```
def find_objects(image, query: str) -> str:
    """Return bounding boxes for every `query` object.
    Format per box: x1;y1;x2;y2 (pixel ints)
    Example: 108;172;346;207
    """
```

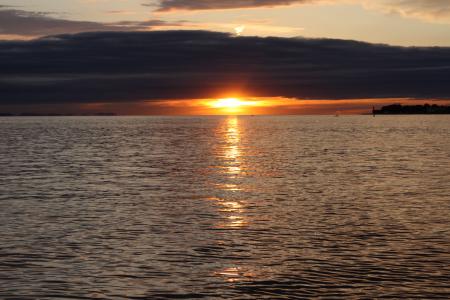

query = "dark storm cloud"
153;0;312;11
0;9;183;37
1;30;450;105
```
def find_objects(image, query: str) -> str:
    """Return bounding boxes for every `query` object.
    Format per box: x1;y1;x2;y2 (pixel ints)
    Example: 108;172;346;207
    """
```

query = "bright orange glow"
154;97;450;115
212;98;243;108
71;97;450;115
209;97;258;113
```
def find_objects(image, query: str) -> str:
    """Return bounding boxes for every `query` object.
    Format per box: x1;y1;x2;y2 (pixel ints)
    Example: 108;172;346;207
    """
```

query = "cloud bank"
0;8;183;37
1;30;450;106
155;0;450;23
155;0;314;11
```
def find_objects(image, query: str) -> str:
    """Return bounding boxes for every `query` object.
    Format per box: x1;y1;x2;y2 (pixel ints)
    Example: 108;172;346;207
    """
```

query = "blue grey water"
1;116;449;299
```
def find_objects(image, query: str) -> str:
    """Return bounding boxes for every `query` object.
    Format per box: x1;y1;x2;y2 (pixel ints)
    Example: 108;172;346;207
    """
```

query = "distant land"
373;104;450;115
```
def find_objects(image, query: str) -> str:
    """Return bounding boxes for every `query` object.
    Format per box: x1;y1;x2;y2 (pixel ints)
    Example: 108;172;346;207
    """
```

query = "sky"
1;0;450;114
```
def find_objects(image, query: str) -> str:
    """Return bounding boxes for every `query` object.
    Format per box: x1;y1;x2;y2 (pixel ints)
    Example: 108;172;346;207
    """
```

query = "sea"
1;116;449;299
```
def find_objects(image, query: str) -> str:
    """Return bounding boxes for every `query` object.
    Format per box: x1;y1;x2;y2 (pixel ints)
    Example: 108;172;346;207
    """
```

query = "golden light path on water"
210;117;254;282
212;117;246;227
224;117;241;177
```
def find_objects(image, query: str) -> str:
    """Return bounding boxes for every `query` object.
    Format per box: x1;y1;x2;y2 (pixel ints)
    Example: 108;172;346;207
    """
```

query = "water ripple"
1;116;449;299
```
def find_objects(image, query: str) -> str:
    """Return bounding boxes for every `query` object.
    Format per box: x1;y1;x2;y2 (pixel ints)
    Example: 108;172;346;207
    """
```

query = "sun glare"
212;98;243;109
209;97;259;114
234;25;246;36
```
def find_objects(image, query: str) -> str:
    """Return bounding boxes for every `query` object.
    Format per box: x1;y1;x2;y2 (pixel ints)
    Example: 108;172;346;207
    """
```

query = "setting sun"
211;98;244;109
209;97;259;114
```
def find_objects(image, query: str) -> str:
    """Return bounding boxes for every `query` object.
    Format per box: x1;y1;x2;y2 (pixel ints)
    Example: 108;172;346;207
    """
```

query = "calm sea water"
1;116;449;299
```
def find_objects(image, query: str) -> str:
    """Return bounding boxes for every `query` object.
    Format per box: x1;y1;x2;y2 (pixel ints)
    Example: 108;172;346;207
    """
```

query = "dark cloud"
154;0;311;11
1;30;450;106
0;9;183;37
153;0;450;23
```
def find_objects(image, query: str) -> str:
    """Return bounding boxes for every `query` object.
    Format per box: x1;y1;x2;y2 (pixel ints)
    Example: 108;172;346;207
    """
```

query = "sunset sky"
1;0;450;114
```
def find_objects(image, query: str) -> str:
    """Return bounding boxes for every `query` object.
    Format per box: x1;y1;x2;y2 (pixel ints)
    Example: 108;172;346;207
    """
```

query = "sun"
207;97;260;114
211;98;244;109
234;25;245;36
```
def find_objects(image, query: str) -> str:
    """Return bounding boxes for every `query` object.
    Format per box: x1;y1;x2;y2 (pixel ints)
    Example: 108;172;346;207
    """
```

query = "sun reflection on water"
208;117;253;282
214;266;259;283
207;117;248;230
224;117;241;176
